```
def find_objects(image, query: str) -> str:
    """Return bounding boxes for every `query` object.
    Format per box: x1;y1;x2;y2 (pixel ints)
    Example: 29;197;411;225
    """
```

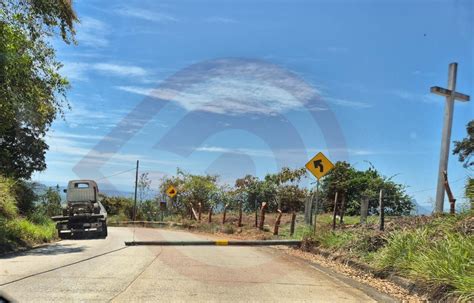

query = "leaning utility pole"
431;63;470;213
133;160;139;221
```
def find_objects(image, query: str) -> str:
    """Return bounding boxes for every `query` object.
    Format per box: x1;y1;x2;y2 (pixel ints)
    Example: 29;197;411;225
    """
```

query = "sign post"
305;152;335;234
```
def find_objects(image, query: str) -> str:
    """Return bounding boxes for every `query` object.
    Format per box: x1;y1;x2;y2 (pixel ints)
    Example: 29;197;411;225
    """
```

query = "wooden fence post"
332;192;339;231
238;201;243;227
222;204;228;224
198;203;202;221
273;209;283;235
360;197;369;224
379;190;384;231
258;202;267;230
290;212;296;236
208;205;213;223
339;193;346;224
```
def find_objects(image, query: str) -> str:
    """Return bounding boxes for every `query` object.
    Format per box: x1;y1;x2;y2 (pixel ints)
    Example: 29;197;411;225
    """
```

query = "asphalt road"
0;227;392;302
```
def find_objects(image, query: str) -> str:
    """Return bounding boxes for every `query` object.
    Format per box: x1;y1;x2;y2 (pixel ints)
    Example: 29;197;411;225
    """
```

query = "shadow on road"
0;243;87;259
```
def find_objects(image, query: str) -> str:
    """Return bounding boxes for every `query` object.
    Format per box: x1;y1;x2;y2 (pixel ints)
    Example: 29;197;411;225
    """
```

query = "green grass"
306;211;474;300
373;214;474;301
0;176;18;218
0;217;57;253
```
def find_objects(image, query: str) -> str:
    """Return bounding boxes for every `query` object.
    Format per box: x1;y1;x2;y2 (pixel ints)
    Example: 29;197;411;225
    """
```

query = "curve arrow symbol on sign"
313;160;324;172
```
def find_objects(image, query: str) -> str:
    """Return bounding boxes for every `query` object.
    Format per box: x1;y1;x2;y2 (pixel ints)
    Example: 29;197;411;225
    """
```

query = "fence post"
290;212;296;236
360;196;369;224
339;193;346;224
332;192;339;231
208;205;213;223
273;209;283;235
379;189;384;231
254;198;258;227
238;201;243;227
222;204;228;224
198;203;202;221
258;202;267;230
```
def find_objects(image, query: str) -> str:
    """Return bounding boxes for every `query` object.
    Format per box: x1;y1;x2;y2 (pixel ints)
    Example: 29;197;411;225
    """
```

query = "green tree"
320;161;413;216
137;172;152;203
453;120;474;168
0;0;78;179
158;169;219;216
38;185;62;217
99;194;134;219
453;120;474;203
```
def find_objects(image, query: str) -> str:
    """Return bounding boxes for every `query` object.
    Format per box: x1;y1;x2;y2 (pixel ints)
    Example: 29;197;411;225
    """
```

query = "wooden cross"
431;62;470;213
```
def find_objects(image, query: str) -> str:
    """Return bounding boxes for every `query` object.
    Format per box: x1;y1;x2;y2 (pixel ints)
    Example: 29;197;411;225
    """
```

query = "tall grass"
374;215;474;300
376;228;430;272
411;233;474;301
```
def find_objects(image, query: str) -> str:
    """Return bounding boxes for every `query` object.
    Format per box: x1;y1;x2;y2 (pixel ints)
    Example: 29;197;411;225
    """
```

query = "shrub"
222;224;235;234
0;176;18;218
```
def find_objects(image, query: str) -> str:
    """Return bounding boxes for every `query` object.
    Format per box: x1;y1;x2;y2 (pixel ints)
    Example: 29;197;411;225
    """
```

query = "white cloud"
76;16;109;47
61;62;148;81
60;62;89;81
93;63;148;77
113;59;371;115
114;7;178;23
117;77;312;115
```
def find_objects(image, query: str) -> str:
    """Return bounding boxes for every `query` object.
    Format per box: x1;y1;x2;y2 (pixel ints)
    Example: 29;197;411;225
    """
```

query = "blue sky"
33;0;473;210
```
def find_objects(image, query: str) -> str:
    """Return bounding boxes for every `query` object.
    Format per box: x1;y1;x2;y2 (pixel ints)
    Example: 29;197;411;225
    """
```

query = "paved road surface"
0;227;391;302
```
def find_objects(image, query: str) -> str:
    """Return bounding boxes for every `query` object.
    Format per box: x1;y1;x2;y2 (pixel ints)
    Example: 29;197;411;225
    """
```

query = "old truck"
52;180;108;239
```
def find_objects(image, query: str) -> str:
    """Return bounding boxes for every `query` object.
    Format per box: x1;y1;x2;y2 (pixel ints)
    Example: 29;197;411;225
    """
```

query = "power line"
96;167;136;181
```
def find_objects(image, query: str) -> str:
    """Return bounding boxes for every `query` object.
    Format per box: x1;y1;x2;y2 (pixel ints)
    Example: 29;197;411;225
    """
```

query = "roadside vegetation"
0;176;61;253
0;1;78;252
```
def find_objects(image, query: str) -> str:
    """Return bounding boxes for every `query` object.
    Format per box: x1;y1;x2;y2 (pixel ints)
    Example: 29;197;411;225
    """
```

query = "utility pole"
431;63;470;213
133;160;139;221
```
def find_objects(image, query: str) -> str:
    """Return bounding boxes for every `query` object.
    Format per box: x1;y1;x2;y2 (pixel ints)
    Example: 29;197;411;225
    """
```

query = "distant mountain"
411;199;432;215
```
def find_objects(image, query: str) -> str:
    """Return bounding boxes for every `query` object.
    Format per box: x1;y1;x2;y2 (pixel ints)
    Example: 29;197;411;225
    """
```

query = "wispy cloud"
61;62;148;81
392;90;441;104
324;97;372;109
114;7;178;23
195;145;426;159
204;17;237;24
93;63;148;77
76;16;109;47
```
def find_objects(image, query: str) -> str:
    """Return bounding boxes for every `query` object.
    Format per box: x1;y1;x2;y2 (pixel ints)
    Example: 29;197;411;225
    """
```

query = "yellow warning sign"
305;152;335;180
166;185;177;198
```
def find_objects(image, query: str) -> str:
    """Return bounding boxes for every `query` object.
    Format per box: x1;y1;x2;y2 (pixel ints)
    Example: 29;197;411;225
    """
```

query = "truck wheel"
100;222;108;238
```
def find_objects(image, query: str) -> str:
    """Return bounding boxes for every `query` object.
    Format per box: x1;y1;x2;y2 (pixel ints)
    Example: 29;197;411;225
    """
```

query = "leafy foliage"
0;0;77;179
453;120;474;168
320;161;414;216
37;185;62;217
